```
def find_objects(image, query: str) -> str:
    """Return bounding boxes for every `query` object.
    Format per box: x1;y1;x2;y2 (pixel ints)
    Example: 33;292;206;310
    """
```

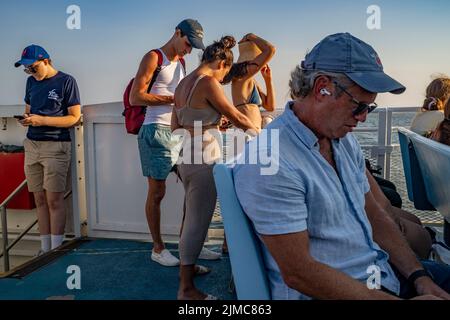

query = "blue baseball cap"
301;33;405;94
176;19;205;50
14;45;50;68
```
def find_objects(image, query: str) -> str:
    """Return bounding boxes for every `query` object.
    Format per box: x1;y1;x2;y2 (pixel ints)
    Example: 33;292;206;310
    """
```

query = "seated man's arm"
365;191;450;299
261;231;398;300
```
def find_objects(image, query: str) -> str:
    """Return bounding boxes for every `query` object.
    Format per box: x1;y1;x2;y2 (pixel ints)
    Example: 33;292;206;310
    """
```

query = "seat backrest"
398;128;435;210
213;164;271;300
410;133;450;220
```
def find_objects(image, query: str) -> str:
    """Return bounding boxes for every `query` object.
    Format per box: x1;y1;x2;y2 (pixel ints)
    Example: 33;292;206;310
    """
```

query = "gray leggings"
178;163;217;265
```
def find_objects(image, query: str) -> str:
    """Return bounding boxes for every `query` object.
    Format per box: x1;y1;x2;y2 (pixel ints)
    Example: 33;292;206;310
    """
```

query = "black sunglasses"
23;60;43;74
333;81;377;116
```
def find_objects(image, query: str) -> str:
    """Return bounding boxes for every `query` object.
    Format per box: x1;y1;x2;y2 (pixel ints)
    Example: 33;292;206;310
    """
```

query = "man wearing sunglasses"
14;44;81;255
233;33;450;299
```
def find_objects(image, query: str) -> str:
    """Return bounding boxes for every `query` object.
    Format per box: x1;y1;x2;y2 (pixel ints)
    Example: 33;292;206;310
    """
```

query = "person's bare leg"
390;206;423;225
47;191;66;235
146;178;166;253
397;217;432;259
34;191;51;235
178;265;207;300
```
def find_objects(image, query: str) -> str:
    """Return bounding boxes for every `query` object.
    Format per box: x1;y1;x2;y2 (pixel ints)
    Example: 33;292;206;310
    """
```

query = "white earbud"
320;88;331;96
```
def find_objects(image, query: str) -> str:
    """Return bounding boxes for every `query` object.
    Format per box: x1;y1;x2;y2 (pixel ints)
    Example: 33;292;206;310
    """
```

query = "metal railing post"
385;108;394;180
1;206;10;272
376;108;387;177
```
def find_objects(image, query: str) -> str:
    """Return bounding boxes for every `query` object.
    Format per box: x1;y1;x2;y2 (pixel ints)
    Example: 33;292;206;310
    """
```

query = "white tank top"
143;50;185;126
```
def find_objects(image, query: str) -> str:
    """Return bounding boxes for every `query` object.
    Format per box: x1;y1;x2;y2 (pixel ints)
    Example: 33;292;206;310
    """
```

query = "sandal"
195;264;211;276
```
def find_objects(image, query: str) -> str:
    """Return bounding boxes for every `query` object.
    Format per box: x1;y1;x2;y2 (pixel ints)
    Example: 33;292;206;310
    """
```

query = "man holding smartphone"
15;44;81;255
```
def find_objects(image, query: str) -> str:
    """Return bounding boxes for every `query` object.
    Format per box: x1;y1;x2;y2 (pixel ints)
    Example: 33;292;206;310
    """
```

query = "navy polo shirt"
24;71;81;141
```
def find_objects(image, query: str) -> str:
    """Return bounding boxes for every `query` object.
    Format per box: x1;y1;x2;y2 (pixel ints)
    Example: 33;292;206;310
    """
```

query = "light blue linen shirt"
233;102;400;299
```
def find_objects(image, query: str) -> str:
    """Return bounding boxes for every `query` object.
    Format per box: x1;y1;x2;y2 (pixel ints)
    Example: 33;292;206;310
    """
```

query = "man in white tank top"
130;19;205;266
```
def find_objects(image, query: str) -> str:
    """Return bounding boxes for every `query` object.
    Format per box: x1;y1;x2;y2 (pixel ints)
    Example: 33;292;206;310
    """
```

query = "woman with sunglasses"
14;45;81;255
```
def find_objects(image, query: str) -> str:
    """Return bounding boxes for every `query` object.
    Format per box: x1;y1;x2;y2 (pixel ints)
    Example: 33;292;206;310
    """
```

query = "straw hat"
237;41;262;63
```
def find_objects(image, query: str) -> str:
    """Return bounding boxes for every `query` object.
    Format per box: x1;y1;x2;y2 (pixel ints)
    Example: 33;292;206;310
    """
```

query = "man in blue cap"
130;19;219;267
233;33;450;299
15;44;81;255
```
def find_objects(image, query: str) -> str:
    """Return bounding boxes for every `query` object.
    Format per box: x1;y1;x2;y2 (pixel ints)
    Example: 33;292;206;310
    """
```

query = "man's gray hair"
289;66;354;99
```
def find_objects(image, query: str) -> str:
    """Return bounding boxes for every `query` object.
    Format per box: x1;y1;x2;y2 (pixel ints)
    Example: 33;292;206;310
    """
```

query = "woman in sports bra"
172;36;258;300
223;33;276;131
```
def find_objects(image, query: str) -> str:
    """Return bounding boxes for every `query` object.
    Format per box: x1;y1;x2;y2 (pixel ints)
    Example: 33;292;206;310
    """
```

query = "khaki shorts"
23;139;71;193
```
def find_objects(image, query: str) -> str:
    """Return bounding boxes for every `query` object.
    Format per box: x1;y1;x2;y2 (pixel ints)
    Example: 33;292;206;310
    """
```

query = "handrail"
0;180;27;208
352;106;421;179
0;219;37;260
1;179;27;272
1;182;72;272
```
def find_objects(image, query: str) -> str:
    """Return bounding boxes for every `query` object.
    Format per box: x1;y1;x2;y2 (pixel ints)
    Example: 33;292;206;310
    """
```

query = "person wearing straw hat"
223;33;276;131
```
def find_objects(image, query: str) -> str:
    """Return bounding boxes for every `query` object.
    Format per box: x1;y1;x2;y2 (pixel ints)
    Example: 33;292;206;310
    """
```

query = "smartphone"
13;115;25;120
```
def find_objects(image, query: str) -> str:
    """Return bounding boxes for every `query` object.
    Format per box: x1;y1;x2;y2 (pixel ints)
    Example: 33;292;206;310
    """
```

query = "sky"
1;0;449;109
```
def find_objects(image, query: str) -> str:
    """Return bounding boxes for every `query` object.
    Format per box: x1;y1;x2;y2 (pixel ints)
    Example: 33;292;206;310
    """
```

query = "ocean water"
354;111;416;146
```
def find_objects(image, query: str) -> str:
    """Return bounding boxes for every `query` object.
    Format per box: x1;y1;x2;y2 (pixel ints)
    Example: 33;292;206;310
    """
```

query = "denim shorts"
137;124;181;180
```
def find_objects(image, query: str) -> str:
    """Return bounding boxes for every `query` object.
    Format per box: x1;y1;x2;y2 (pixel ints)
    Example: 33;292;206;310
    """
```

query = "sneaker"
151;249;180;267
198;247;221;260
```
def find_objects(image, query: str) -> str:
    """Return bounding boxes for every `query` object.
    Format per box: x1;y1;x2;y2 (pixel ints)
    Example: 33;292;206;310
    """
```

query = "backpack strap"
179;57;186;75
147;49;164;93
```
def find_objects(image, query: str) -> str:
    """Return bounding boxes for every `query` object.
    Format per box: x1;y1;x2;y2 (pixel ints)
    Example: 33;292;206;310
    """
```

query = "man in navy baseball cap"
176;19;205;50
233;33;450;300
15;45;50;67
129;18;208;269
301;32;405;94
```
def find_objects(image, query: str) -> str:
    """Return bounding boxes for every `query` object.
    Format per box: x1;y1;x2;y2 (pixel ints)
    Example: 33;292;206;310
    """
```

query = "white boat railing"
355;106;420;180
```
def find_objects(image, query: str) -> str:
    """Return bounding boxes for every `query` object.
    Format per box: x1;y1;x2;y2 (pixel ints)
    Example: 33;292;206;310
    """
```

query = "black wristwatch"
407;269;433;285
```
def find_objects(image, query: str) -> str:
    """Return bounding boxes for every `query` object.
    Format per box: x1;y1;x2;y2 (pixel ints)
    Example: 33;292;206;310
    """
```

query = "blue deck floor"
0;239;236;300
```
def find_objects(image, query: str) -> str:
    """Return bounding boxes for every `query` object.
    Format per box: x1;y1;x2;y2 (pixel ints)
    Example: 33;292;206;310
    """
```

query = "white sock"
40;235;51;252
51;234;64;250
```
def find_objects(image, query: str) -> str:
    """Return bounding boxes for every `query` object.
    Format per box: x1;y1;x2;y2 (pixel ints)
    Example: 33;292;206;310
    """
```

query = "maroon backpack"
122;49;186;135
